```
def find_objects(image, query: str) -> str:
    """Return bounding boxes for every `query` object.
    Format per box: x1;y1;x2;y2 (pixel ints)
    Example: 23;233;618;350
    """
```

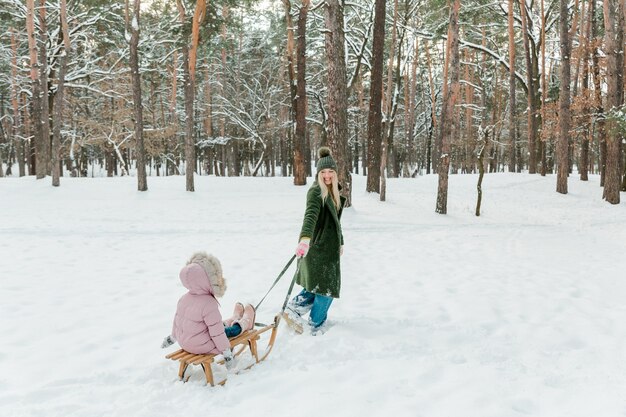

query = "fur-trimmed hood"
179;252;227;298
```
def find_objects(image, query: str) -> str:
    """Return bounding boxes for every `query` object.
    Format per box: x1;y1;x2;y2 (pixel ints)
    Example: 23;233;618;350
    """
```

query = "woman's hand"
296;239;310;258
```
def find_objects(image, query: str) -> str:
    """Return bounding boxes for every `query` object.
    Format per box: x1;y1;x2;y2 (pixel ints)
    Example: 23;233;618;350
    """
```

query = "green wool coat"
296;182;346;298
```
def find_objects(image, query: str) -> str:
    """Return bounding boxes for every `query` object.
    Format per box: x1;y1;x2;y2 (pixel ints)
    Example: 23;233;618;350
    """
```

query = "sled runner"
281;309;305;334
166;315;280;386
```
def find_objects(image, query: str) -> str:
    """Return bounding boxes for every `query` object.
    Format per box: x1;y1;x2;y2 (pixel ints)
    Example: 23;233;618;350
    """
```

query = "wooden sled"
165;315;280;386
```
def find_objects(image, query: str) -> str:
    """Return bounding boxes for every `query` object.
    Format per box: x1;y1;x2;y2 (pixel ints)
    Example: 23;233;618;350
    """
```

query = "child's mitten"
160;335;176;349
223;348;235;370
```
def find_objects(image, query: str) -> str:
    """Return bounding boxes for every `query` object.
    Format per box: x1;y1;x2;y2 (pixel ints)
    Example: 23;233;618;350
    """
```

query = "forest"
0;0;624;208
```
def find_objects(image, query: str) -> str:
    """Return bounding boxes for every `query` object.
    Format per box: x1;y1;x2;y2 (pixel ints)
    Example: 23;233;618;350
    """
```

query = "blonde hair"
317;170;341;210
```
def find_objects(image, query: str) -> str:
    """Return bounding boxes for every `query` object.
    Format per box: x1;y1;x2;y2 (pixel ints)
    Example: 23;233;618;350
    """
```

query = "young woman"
287;147;346;334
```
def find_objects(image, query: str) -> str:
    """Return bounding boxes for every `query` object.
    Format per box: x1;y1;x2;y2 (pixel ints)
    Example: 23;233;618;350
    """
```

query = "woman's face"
320;169;335;185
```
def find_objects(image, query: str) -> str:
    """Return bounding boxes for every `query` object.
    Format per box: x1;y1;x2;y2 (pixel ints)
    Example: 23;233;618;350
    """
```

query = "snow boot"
234;304;256;332
223;302;244;327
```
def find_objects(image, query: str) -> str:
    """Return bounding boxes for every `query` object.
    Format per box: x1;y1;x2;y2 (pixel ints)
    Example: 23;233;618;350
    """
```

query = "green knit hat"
316;146;337;173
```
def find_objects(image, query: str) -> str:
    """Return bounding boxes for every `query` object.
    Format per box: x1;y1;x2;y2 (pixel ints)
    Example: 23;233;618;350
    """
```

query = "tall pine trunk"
52;0;70;187
556;0;571;194
26;0;42;178
10;28;24;177
366;0;386;193
424;40;437;175
436;0;460;214
602;0;624;203
130;0;147;191
507;0;517;172
183;46;195;191
324;0;351;206
293;0;309;186
38;0;50;178
579;0;594;181
520;0;537;174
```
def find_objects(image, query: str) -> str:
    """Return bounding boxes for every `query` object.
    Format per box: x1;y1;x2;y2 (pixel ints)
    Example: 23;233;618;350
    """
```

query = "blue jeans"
291;289;334;328
225;323;242;338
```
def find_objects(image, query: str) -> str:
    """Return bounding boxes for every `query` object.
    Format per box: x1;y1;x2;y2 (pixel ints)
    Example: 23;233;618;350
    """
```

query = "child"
160;252;255;369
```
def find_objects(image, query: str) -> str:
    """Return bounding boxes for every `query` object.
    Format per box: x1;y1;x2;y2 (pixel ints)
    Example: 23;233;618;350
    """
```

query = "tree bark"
381;0;400;200
38;0;51;178
176;0;195;191
405;34;419;177
476;27;489;216
424;39;437;175
130;0;147;191
10;27;24;177
436;0;460;214
579;0;594;181
293;0;309;186
540;0;548;176
520;0;537;173
557;0;571;194
26;0;42;177
602;0;624;203
366;0;386;193
507;0;517;172
324;0;351;206
52;0;70;187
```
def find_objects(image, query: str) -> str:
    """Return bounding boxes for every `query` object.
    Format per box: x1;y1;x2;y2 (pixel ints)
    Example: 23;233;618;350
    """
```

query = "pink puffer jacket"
171;253;230;355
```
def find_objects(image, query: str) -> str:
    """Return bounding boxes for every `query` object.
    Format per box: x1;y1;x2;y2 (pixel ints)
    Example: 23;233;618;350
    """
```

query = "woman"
286;147;346;334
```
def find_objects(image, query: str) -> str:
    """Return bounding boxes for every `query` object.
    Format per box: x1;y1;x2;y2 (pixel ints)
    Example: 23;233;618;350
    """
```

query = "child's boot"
223;302;244;327
234;304;256;332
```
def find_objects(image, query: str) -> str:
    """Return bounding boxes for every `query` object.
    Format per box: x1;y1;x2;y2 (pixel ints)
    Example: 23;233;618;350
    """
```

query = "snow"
1;172;625;417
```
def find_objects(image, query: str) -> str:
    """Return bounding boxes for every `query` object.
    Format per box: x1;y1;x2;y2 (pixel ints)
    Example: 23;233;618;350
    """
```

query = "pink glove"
295;239;310;258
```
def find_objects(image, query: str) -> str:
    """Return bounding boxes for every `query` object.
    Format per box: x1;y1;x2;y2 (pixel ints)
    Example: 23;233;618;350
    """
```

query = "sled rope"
254;254;297;311
279;265;299;314
253;255;300;327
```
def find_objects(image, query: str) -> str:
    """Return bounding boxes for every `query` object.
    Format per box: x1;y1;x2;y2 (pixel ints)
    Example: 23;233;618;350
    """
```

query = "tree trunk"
366;0;386;193
381;0;400;200
130;0;147;191
37;0;51;178
176;0;195;191
10;28;24;177
381;0;400;186
435;38;449;175
424;39;437;175
520;0;537;174
293;0;309;186
507;0;517;172
476;27;489;216
26;0;42;177
540;0;548;176
602;0;624;203
556;0;571;194
183;48;195;190
436;0;460;214
579;0;594;181
464;49;475;174
52;0;70;187
324;0;351;206
405;34;419;177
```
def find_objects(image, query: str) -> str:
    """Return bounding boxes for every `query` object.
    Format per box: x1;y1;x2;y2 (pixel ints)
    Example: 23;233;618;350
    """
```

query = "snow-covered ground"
1;172;625;417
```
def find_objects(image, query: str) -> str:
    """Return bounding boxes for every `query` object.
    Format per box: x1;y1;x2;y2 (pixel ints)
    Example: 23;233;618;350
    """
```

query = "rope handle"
253;255;300;328
254;254;297;311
